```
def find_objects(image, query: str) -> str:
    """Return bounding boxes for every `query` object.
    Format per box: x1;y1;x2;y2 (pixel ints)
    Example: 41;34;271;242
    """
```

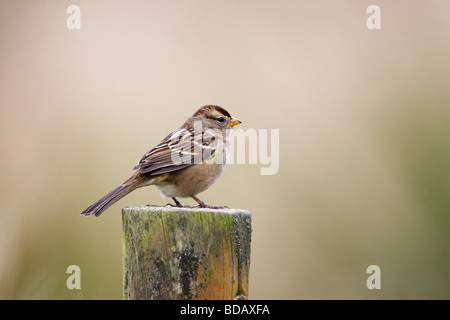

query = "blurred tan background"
0;0;449;299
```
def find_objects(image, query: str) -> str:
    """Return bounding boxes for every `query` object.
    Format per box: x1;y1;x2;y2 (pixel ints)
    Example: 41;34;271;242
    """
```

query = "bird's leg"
166;197;184;207
191;196;229;209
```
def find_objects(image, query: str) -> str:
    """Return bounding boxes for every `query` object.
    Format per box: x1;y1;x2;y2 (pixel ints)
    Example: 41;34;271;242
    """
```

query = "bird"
81;105;242;217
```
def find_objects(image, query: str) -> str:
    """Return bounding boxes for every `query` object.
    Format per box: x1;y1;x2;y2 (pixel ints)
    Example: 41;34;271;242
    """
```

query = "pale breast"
155;162;226;198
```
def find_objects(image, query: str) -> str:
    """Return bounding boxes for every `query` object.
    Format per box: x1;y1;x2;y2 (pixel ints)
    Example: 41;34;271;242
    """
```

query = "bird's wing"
133;128;217;175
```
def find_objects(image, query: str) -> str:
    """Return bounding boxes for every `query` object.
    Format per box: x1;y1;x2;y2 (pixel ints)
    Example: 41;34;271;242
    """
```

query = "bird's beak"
227;117;242;127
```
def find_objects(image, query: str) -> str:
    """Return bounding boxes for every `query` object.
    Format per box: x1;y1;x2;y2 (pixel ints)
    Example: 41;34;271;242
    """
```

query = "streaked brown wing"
133;128;217;176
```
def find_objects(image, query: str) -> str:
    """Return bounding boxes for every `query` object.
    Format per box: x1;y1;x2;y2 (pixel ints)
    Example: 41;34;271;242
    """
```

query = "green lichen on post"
122;205;251;300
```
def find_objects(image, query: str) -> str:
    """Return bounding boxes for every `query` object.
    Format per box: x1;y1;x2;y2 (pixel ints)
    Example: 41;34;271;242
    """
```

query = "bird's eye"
217;117;225;123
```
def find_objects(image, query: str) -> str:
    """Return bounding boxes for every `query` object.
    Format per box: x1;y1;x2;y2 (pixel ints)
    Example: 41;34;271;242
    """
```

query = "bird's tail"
81;175;145;217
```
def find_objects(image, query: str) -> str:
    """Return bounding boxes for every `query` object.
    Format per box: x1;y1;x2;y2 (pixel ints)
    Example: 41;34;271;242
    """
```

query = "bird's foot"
191;196;229;209
165;197;186;207
166;196;229;209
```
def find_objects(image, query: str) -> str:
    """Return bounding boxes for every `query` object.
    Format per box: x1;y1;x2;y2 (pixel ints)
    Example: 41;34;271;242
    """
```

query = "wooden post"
122;205;252;300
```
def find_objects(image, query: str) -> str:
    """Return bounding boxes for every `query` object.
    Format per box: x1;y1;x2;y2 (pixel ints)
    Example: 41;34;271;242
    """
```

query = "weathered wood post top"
122;205;252;300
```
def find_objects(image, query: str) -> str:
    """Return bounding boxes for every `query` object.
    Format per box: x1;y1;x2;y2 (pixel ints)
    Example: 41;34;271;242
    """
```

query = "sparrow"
81;105;242;217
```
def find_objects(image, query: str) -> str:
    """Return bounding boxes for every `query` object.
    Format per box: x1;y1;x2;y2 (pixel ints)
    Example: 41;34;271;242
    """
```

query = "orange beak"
227;117;242;127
